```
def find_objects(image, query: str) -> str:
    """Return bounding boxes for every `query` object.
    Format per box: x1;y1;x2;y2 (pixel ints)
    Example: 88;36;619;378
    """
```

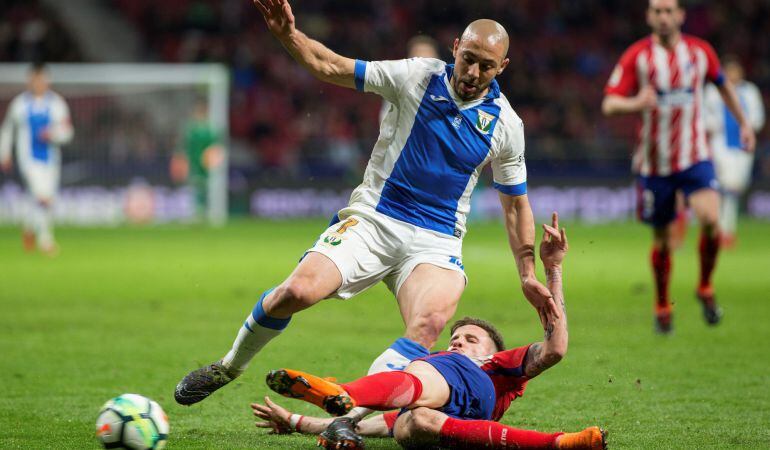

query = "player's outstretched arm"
524;212;569;378
716;80;756;153
601;85;657;116
251;396;390;437
252;0;355;89
0;102;15;172
499;193;560;328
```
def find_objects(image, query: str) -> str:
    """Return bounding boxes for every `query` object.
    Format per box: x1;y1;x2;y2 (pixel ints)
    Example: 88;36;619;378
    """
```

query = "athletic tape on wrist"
289;414;303;431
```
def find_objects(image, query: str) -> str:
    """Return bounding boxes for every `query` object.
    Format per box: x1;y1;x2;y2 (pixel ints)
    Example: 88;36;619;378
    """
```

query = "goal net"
0;63;229;225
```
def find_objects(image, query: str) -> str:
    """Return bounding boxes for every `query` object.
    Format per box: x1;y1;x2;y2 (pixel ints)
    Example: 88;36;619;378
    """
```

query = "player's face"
447;325;498;357
725;62;744;84
451;37;509;101
28;71;50;96
647;0;684;39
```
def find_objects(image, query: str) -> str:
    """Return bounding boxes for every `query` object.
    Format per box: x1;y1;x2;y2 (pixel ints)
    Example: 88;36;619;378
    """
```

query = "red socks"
651;247;671;308
698;233;719;289
341;371;422;410
439;417;562;449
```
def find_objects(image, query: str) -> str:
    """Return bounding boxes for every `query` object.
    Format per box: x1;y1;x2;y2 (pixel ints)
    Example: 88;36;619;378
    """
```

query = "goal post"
0;63;229;226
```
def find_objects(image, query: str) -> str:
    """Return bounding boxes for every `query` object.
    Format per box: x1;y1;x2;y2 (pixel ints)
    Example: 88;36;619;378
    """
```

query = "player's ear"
497;58;510;75
452;38;460;58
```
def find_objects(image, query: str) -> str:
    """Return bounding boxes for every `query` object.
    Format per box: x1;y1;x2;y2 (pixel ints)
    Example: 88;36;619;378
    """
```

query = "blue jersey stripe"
493;181;527;196
723;94;746;150
26;95;51;162
376;69;501;235
354;60;367;92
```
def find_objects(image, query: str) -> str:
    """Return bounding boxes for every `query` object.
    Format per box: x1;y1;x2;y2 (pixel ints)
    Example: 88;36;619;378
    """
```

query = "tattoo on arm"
524;342;551;378
544;322;554;340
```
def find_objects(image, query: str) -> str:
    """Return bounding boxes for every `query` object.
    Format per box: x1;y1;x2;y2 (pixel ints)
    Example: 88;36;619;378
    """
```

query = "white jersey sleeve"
356;58;440;104
48;94;74;145
745;82;765;132
491;107;527;195
703;84;721;133
0;96;22;162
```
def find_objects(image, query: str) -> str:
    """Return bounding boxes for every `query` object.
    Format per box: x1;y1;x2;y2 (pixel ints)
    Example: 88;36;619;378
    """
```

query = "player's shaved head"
451;19;510;101
460;19;509;61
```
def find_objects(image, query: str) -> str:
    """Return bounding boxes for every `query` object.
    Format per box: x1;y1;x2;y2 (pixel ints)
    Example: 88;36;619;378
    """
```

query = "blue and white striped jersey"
349;57;527;238
0;91;73;166
704;81;765;151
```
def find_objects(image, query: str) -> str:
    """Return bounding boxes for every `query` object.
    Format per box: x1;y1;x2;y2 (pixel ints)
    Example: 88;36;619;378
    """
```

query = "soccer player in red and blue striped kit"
601;0;756;333
260;213;605;449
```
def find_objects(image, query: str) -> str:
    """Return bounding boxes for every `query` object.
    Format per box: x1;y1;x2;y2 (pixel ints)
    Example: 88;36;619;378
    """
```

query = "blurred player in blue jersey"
176;0;559;412
0;63;73;255
704;56;765;248
257;214;604;450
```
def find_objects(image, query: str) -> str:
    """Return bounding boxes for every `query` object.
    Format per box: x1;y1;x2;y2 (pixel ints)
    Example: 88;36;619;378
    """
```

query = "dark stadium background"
1;0;768;220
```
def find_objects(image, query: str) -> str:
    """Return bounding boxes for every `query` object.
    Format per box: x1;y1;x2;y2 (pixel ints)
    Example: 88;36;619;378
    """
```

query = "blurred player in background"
170;98;224;220
704;56;765;248
379;35;441;123
176;0;560;415
602;0;756;333
0;62;73;255
259;215;605;450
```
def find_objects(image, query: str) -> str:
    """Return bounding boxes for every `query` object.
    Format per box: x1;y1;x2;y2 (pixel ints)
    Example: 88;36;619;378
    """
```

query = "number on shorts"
335;218;359;234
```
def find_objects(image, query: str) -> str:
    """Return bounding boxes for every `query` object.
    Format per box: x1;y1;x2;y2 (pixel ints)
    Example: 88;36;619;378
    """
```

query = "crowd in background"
3;0;769;185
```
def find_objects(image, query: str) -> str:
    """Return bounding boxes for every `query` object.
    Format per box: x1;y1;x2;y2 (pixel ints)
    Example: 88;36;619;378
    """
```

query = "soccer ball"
95;394;169;449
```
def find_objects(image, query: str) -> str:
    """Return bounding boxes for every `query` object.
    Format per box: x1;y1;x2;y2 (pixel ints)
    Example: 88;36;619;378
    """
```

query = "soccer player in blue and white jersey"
0;63;73;255
704;56;765;247
175;0;559;413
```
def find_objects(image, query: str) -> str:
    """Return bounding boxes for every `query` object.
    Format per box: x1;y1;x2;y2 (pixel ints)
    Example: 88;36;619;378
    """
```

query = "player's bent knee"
408;312;450;347
393;409;443;448
269;280;323;313
409;407;444;435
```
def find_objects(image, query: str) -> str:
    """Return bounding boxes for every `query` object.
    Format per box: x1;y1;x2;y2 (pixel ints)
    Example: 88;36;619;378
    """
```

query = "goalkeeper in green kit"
171;99;224;219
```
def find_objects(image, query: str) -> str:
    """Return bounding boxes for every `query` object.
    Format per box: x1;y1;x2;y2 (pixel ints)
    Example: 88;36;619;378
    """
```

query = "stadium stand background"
2;0;769;216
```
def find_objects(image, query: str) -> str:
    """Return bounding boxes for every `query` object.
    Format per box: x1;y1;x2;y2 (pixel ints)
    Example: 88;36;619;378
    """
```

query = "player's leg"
266;360;449;415
393;408;606;450
396;263;465;349
26;161;58;254
176;214;395;405
717;150;753;247
175;252;342;405
682;160;723;325
688;187;723;324
638;176;677;333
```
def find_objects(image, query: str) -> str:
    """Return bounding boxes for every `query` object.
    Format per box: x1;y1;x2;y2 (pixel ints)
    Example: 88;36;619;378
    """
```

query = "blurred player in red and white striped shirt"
602;0;756;333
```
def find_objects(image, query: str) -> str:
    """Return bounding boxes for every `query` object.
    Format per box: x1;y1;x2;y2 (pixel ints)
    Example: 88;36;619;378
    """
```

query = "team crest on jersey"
322;233;343;246
475;110;496;134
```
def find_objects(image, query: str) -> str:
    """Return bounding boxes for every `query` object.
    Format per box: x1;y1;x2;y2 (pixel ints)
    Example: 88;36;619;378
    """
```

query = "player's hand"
0;158;11;174
635;85;657;111
539;212;568;269
740;123;756;153
251;396;294;434
253;0;296;39
522;276;560;328
38;128;52;143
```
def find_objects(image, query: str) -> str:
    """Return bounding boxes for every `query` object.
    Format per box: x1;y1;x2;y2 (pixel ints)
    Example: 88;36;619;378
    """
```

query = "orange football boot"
266;368;355;416
556;426;607;450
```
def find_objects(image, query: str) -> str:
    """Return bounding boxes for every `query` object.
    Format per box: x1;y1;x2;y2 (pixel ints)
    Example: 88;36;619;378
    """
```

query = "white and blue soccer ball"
96;394;169;449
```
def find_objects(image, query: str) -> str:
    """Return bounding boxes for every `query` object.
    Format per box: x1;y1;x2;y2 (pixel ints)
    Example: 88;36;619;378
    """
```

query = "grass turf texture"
1;219;769;449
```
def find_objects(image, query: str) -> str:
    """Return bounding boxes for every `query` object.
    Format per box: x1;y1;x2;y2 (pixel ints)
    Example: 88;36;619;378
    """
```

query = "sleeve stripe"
494;181;527;196
354;60;367;92
713;71;725;87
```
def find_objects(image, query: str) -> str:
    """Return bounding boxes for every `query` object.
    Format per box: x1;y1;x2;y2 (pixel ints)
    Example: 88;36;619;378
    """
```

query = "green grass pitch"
1;219;769;449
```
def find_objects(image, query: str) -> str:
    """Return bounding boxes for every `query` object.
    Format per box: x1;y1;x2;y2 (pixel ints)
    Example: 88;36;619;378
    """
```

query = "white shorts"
20;159;59;200
713;145;754;194
307;206;467;299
